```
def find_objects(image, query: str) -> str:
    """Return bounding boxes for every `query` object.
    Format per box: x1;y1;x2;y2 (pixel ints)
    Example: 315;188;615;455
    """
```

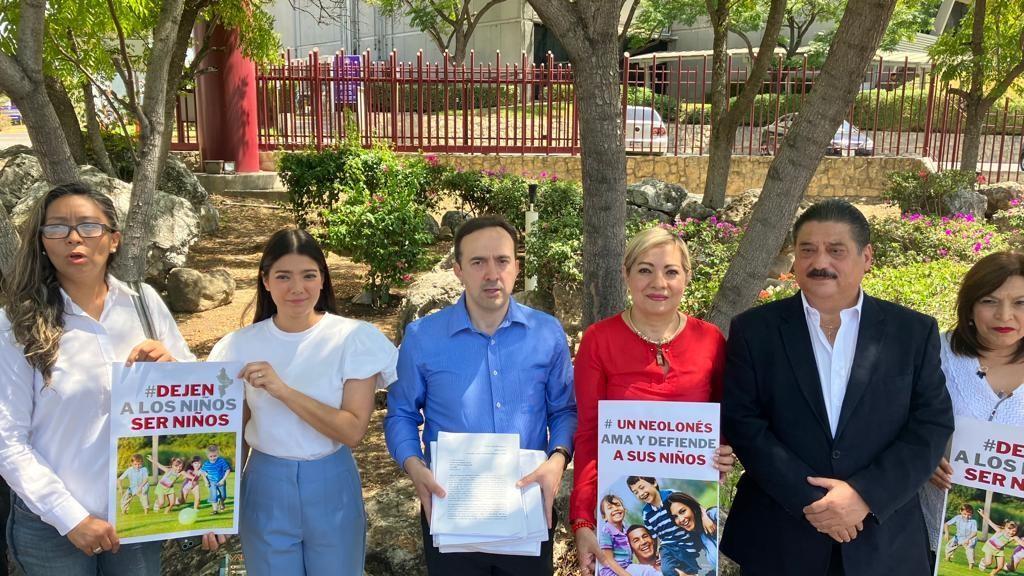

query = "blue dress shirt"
384;295;577;467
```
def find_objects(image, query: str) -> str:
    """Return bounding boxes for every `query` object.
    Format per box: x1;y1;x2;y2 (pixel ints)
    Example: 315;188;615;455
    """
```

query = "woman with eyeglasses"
0;183;194;575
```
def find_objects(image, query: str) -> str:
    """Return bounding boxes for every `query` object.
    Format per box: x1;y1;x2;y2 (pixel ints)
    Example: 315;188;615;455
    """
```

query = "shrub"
992;200;1024;248
367;83;516;113
659;216;743;318
871;213;1008;268
321;158;432;307
401;154;452;212
278;145;365;227
444;169;530;229
98;131;138;182
525;179;584;286
626;86;682;122
882;169;975;215
862;260;970;330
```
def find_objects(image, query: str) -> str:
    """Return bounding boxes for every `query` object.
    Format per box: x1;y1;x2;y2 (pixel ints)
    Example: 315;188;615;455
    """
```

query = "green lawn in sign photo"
116;477;236;538
113;433;237;539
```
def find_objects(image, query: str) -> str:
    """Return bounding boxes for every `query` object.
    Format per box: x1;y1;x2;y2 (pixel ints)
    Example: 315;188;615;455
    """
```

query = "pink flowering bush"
870;213;1008;268
882;169;976;215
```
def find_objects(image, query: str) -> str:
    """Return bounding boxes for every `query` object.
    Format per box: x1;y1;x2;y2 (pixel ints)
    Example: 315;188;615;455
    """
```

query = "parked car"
625;105;668;155
759;112;874;156
1019;147;1023;173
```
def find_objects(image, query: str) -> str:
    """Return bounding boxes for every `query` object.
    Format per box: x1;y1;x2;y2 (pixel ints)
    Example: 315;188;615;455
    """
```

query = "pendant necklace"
626;308;683;368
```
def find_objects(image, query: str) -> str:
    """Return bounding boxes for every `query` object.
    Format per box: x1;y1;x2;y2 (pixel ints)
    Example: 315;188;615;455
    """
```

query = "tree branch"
618;0;642;45
0;53;32;98
466;0;506;41
105;0;144;125
14;0;46;84
428;0;458;27
729;27;756;62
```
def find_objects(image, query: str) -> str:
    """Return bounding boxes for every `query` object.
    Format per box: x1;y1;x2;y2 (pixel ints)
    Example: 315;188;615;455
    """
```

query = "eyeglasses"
39;223;116;239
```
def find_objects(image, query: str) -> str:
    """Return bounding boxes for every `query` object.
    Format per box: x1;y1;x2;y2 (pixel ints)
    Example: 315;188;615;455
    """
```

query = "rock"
364;465;425;576
165;267;235;312
513;289;554;315
626;203;672;224
433;247;456;272
718;188;762;228
676;194;715;221
13;165;201;286
422;213;440;243
395;269;464;343
198;201;220;234
352;290;375;306
977;181;1024;217
0;152;42;211
626;178;689;217
441;210;471;233
767;251;794;278
158;154;208;209
943;187;988;220
438;225;454;241
553;281;582;334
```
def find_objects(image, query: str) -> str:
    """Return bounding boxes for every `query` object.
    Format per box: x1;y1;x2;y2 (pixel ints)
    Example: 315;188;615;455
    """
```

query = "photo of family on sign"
597;477;718;576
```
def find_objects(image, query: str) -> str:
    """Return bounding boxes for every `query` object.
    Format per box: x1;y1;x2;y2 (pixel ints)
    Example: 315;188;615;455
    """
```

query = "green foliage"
278;146;365;227
368;83;517;112
442;169;530;229
626;86;682;122
992;201;1024;248
870;213;1008;269
862;260;970;330
320;150;432;307
659;216;743;318
930;0;1024;104
882;169;976;215
525;179;584;286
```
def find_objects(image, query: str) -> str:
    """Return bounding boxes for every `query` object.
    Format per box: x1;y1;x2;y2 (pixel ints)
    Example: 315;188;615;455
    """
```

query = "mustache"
807;269;838;279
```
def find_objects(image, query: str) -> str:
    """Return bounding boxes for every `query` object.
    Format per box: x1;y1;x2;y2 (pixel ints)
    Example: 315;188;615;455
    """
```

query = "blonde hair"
623;226;692;274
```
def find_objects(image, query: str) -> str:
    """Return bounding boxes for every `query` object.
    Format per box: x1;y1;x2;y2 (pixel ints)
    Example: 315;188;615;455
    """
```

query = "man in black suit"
721;199;953;576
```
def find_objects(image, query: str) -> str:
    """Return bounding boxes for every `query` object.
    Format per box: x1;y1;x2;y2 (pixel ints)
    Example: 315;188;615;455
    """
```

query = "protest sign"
597;401;720;576
936;416;1024;575
109;362;244;543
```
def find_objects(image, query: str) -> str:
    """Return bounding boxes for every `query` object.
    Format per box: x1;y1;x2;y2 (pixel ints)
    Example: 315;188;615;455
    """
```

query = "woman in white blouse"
208;228;397;576
0;183;194;575
921;251;1024;563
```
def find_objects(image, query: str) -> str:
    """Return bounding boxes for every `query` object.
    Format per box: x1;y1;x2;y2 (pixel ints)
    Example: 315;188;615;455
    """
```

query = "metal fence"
171;50;1023;183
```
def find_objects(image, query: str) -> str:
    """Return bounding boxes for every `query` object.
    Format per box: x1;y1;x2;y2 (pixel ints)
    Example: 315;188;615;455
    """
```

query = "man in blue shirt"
385;215;577;575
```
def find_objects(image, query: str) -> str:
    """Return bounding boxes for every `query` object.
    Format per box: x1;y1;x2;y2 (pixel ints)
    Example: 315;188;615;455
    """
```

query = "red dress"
569;313;726;525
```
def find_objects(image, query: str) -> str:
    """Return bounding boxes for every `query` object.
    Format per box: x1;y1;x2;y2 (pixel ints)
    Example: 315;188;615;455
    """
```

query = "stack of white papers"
429;432;549;556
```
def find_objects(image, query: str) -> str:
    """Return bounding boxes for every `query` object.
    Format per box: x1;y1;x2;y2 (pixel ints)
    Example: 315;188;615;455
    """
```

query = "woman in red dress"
570;226;735;576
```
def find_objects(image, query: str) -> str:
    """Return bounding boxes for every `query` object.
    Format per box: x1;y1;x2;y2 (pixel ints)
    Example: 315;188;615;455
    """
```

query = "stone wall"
256;150;929;197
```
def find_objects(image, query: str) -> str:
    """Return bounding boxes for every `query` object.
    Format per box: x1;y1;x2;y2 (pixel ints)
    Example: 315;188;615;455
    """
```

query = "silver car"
760;112;874;156
624;105;668;155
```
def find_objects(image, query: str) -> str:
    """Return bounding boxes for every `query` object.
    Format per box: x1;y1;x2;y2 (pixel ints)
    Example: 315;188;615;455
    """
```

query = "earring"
110;249;117;254
41;250;46;255
968;319;975;326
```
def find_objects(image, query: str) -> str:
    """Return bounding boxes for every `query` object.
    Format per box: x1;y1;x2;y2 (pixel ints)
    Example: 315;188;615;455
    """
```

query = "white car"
624;105;668;155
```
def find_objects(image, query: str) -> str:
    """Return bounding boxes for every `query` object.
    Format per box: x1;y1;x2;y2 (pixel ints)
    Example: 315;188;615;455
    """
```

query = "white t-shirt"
208;313;398;460
0;277;194;535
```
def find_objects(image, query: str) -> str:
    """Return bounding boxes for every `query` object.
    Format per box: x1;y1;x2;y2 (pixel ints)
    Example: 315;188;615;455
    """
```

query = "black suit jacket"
720;293;953;576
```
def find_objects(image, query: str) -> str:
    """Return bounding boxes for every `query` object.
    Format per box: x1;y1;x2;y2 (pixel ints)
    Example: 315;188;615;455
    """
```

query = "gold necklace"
626;308;683;367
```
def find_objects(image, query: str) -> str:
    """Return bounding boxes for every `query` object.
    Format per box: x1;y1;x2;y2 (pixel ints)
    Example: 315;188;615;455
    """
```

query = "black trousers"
743;544;845;576
0;479;9;576
419;507;554;576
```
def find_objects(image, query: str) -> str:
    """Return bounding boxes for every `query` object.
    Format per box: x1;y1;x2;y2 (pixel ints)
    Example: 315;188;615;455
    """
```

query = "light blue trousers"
7;495;161;576
240;446;366;576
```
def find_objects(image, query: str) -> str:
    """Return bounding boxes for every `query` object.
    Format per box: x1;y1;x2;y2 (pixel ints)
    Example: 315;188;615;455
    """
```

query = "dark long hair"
3;183;119;386
664;491;710;539
249;229;337;324
950;251;1024;363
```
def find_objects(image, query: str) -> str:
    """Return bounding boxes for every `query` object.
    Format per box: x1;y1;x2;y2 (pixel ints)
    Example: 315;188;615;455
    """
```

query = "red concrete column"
195;22;260;173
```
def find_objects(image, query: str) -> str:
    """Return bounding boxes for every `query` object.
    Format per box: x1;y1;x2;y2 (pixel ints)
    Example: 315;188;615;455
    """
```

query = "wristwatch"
550;446;572;469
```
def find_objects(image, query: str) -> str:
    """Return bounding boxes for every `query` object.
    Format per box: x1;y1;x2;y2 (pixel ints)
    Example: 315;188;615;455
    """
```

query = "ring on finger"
254;371;263;379
93;546;103;554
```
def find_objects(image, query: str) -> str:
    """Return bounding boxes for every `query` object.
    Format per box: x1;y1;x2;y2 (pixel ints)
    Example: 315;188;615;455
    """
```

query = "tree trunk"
45;75;87;166
111;0;187;283
526;0;627;328
702;0;787;209
83;82;116;177
575;48;628;327
9;86;79;185
0;204;19;280
958;93;989;173
706;0;899;333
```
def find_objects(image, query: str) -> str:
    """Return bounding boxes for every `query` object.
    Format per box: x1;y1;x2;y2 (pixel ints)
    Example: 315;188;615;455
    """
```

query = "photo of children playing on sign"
937;486;1024;575
114;433;236;539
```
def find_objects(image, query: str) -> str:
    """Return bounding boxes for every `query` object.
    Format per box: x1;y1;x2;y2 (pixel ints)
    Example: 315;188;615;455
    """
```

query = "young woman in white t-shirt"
208;228;397;576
